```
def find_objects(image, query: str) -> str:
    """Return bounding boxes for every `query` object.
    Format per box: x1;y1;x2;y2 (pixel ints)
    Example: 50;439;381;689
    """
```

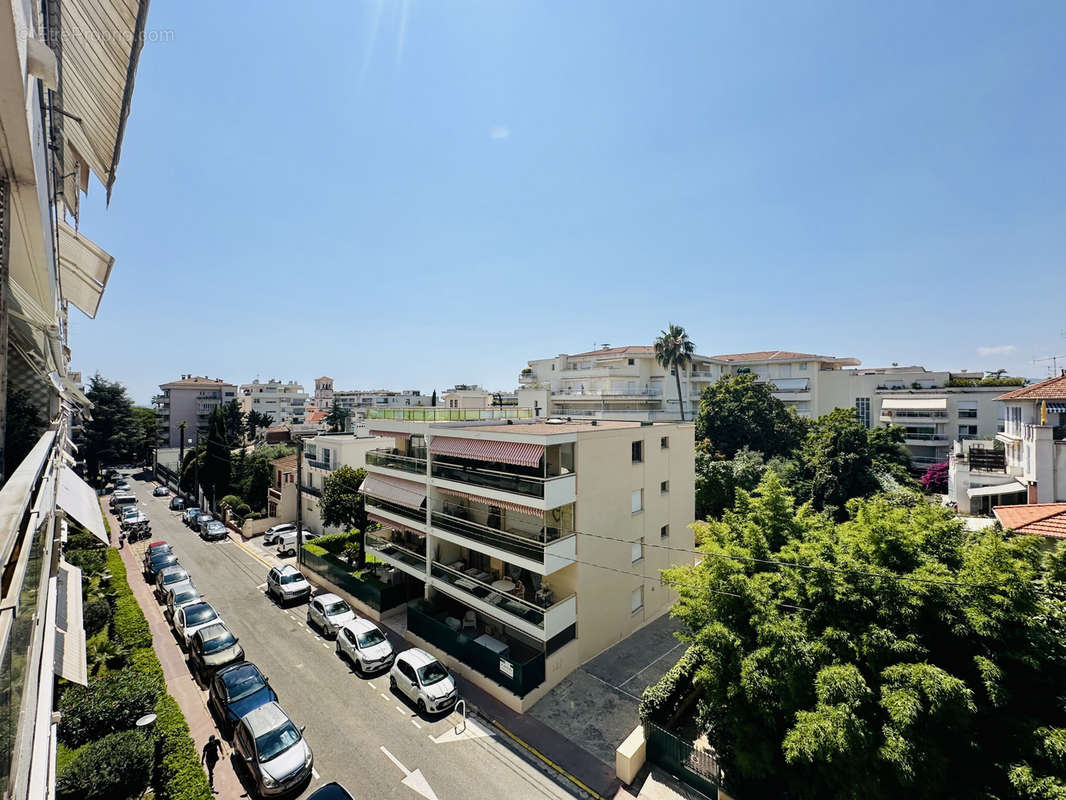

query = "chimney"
1027;481;1038;504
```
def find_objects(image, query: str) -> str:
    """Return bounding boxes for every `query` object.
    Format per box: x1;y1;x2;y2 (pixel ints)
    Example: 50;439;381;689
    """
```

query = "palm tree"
654;324;696;421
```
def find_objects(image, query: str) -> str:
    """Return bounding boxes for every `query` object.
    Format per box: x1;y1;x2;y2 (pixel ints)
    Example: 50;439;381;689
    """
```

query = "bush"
639;645;706;726
236;503;251;516
67;531;105;551
220;494;242;509
113;594;152;650
56;729;152;800
65;547;106;576
83;598;111;636
152;694;212;800
105;547;126;585
129;647;167;697
58;664;165;747
315;530;361;555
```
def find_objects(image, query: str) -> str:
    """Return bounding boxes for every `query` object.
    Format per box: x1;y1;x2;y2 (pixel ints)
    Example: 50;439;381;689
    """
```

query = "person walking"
201;734;224;792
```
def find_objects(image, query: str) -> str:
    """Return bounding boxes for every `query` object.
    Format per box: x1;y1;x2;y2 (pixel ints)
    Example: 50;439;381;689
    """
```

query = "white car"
389;648;458;715
275;530;317;557
336;618;394;672
262;523;296;546
266;565;311;606
306;593;355;638
173;601;222;649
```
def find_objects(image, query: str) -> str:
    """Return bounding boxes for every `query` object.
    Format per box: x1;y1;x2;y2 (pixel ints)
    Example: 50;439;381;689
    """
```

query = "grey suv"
266;565;311;606
233;702;312;796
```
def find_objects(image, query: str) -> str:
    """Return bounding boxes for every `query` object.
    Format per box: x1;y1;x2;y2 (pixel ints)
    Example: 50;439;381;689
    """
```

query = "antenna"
1034;354;1066;376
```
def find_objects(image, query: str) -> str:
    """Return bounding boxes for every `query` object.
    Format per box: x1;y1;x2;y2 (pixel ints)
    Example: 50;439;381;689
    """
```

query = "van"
275;531;317;557
111;494;137;508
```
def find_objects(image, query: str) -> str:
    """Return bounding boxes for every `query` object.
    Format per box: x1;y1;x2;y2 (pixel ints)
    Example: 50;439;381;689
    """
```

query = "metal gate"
644;721;723;799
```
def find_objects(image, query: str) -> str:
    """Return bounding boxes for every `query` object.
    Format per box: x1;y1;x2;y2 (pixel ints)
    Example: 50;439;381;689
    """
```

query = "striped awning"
1047;403;1066;414
360;474;426;509
436;487;542;517
367;512;425;536
430;436;544;468
369;430;410;439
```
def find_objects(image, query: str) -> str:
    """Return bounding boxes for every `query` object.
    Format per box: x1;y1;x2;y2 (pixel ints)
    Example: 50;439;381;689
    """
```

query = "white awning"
61;375;92;409
881;397;948;411
54;561;87;685
56;467;109;545
967;481;1026;499
58;221;115;319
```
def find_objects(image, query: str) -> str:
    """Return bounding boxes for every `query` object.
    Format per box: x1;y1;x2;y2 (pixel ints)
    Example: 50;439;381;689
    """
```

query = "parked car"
169;496;186;511
154;565;190;601
232;702;313;797
173;602;222;648
275;530;318;557
306;594;355;638
182;508;202;527
121;510;149;531
142;541;171;567
145;551;178;580
265;565;311;606
307;784;356;800
188;622;244;682
201;520;228;541
389;648;458;715
152;486;170;497
336;618;395;673
110;493;136;509
164;581;202;621
262;523;296;546
196;514;216;534
208;661;277;738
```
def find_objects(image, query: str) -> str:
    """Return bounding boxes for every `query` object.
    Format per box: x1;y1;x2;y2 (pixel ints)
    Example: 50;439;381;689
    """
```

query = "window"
660;480;669;494
627;358;635;365
959;424;978;438
631;440;643;463
660;524;669;539
660;436;669;449
631;489;643;514
855;397;871;428
631;586;644;613
799;362;808;371
631;538;644;563
958;401;978;419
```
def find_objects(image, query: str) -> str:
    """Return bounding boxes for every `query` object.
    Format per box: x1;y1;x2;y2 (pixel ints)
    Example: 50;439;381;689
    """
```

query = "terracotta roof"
315;376;333;381
567;346;656;358
160;376;235;389
713;350;843;363
271;454;298;473
995;374;1066;401
306;411;327;423
993;502;1066;540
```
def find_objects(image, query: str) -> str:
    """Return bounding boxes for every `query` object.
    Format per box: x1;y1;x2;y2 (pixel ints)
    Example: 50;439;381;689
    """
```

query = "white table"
475;634;509;655
491;579;515;592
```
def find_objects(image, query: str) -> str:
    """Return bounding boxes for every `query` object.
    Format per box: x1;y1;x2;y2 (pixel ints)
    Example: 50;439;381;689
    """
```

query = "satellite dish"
136;713;157;728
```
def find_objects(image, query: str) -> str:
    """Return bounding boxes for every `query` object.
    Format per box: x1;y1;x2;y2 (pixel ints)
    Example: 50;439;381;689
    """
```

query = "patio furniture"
491;579;515;592
448;560;465;571
474;633;509;656
462;610;477;633
455;577;479;592
445;616;461;632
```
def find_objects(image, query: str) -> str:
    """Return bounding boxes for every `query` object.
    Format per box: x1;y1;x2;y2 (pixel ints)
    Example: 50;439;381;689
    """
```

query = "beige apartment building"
359;410;695;711
154;376;238;447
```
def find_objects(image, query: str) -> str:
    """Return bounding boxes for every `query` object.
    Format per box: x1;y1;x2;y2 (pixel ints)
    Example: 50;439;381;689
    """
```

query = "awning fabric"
360;474;426;509
367;512;424;536
435;487;542;517
881;397;948;411
56;467;109;545
1047;403;1066;414
369;430;409;440
430;436;544;468
61;375;92;408
54;561;87;685
967;481;1026;499
58;221;115;319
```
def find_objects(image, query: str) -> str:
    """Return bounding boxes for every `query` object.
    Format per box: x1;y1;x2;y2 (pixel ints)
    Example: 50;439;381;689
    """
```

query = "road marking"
489;719;608;800
255;582;267;590
321;642;329;649
411;719;422;729
380;692;389;700
380;746;409;776
367;682;376;689
395;705;406;715
311;767;320;780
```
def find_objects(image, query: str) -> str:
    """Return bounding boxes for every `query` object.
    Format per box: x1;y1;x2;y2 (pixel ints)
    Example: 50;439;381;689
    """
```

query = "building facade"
358;412;695;711
238;379;309;425
313;377;334;411
154;376;237;448
332;389;429;417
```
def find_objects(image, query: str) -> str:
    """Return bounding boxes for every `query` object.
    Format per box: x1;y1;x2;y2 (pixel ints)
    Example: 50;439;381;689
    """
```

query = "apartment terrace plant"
301;530;405;611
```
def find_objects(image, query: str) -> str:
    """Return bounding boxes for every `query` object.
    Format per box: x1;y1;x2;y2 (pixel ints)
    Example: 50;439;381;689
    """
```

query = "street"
119;472;581;800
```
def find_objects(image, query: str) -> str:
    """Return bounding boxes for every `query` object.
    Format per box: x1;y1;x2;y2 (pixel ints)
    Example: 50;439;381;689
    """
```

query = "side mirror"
299;725;306;733
244;755;254;764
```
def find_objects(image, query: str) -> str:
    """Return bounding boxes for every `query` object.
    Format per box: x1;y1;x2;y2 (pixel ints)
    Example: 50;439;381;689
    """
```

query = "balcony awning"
58;221;115;319
1047;403;1066;414
56;467;109;546
967;481;1026;499
881;397;947;411
61;375;92;409
54;561;87;685
435;486;542;517
360;474;426;509
367;512;424;536
369;430;410;440
430;436;544;468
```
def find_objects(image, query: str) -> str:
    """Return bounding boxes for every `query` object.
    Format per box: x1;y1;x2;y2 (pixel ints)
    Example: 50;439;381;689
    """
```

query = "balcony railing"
882;410;948;419
365;532;427;574
903;432;949;441
300;483;321;498
305;458;333;471
553;388;662;398
431;460;567;499
367;408;532;421
365;495;426;525
430;510;568;563
366;450;426;476
431;563;545;624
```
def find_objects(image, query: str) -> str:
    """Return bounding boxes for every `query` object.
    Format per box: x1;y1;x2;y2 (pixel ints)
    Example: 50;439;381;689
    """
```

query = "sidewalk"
112;508;241;797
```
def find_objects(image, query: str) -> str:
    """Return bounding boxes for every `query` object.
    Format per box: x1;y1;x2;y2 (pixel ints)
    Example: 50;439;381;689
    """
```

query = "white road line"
311;767;320;780
321;642;329;649
411;719;422;729
367;682;376;689
380;692;389;700
395;705;406;715
380;746;410;776
255;582;266;590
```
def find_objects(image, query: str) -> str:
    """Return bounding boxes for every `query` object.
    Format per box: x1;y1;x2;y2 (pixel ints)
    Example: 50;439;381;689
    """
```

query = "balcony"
367;408;532;421
366;450;426;477
902;432;949;442
430;511;576;575
365;495;427;530
559;365;640;378
431;460;576;506
880;411;948;422
553;388;662;400
268;487;282;503
305;458;333;471
300;483;321;498
365;531;427;579
518;372;537;385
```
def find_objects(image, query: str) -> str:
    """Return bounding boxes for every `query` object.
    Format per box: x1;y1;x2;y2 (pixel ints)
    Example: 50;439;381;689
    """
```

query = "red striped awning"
369;430;410;440
359;474;426;509
429;436;544;468
435;487;542;517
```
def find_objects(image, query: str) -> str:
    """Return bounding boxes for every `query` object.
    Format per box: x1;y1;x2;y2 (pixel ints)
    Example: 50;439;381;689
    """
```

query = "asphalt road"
120;472;578;800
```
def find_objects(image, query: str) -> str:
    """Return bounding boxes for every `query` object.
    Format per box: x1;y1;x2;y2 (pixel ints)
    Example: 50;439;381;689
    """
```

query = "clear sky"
69;1;1066;405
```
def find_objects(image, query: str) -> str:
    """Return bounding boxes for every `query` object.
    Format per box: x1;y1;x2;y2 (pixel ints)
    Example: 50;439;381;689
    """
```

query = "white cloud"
489;125;510;140
977;345;1016;356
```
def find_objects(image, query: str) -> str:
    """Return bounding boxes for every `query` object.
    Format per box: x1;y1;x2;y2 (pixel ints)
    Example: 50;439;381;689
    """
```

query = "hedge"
152;695;212;800
57;663;165;747
83;598;111;636
314;530;360;555
639;645;706;726
113;594;152;650
56;729;152;800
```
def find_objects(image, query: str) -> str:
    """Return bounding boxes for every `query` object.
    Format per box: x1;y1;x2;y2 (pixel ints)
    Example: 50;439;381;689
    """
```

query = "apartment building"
949;374;1066;514
358;411;695;711
239;379;309;425
441;385;517;410
154;376;237;448
332;389;429;417
299;432;393;533
0;0;150;794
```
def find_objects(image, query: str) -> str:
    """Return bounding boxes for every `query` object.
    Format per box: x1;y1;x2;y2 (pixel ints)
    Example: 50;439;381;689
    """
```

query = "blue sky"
69;1;1066;405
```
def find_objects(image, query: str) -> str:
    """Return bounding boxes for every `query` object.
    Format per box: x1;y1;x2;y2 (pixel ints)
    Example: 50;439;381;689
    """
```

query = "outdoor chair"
462;610;477;633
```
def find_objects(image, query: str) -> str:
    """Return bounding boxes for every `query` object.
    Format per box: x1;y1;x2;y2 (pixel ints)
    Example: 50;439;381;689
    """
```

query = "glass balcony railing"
367;408;532;421
431;460;562;498
430;511;567;563
365;495;426;525
366;532;427;573
430;563;547;626
366;450;426;475
903;432;948;441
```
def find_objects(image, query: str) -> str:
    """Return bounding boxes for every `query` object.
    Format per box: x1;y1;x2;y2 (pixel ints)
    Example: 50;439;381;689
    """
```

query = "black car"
152;486;170;497
189;623;244;683
169;496;185;511
307;784;356;800
207;661;278;738
145;552;178;580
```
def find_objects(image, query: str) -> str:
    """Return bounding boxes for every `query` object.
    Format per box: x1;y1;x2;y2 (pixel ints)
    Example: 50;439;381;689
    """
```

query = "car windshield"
209;522;224;530
200;515;214;523
356;629;385;648
162;571;187;584
417;661;449;686
151;555;177;568
183;604;217;625
255;722;301;762
279;573;304;585
224;665;267;703
201;626;237;654
325;600;350;616
174;590;198;604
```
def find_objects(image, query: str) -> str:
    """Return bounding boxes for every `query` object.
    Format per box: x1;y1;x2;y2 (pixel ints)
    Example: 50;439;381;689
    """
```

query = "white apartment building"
357;411;695;711
297;431;393;534
441;385;518;410
949;374;1066;514
239;379;309;425
332;389;430;418
154;376;238;448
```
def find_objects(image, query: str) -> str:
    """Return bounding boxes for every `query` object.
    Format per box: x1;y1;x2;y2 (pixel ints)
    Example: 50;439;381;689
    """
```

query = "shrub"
128;647;167;697
152;694;212;800
236;503;251;516
105;547;126;586
113;594;152;650
315;530;360;555
58;664;165;747
65;547;106;576
67;531;105;551
56;729;152;800
639;645;706;726
920;460;949;494
83;598;111;636
220;494;242;509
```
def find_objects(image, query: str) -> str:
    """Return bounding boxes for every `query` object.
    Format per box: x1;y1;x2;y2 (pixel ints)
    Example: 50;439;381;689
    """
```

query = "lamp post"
295;441;303;566
193;429;201;509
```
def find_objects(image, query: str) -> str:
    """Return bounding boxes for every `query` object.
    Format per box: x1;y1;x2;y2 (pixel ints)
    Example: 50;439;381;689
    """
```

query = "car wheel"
389;675;396;690
417;699;427;715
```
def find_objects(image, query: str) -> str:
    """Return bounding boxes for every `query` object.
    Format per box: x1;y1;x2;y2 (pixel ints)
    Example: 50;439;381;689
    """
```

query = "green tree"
222;399;246;447
325;405;350;433
83;375;139;477
56;729;152;800
246;410;271;440
662;474;1066;800
3;388;46;477
695;446;771;521
654;323;697;421
199;407;231;508
695;373;807;459
320;466;368;564
796;408;882;520
868;423;917;486
130;406;157;464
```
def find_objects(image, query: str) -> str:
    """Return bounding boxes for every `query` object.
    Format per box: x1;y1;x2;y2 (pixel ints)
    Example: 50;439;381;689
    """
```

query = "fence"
644;720;723;799
300;547;407;612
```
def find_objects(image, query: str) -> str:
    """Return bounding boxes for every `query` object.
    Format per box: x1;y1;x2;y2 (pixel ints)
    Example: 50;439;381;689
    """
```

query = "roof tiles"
995;374;1066;401
993;502;1066;540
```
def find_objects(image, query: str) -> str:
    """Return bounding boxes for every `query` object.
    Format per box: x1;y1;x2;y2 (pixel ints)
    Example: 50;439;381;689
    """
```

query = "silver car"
154;565;190;601
233;702;312;796
164;581;201;621
306;593;355;638
201;520;228;541
262;523;296;546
